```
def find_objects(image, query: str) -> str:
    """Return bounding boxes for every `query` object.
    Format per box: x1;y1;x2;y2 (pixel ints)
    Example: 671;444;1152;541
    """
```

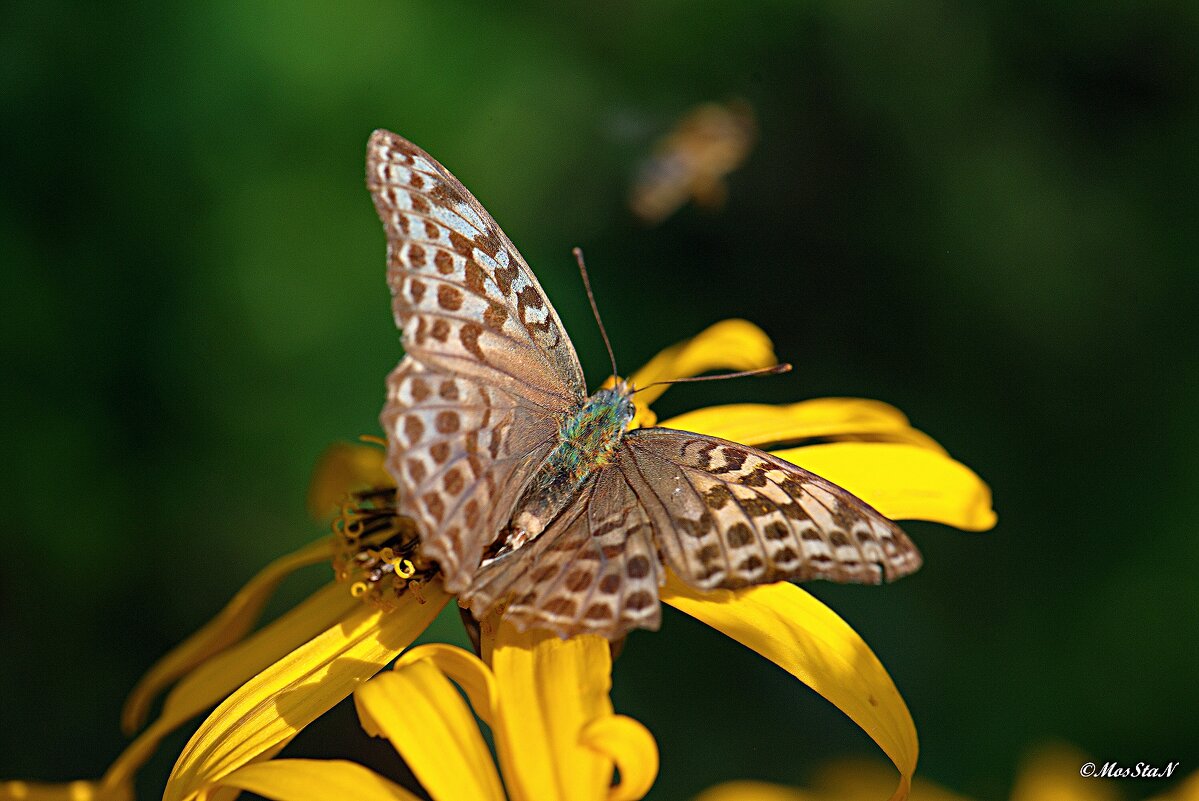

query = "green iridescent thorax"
491;385;635;559
551;386;637;476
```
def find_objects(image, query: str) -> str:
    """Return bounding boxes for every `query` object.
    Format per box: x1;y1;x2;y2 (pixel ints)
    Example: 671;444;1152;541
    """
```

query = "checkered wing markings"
623;428;922;590
367;129;585;409
464;467;664;639
383;357;558;592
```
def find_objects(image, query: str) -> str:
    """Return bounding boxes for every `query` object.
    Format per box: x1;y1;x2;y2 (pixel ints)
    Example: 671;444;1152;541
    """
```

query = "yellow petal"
201;788;241;801
1009;746;1116;801
62;584;357;801
201;741;292;801
661;575;916;801
394;642;499;728
689;781;821;801
0;780;129;801
1151;772;1199;801
121;537;334;734
381;636;659;801
208;759;421;801
490;623;618;801
158;583;359;731
164;581;450;801
355;664;504;801
814;759;972;801
0;699;234;801
771;443;996;531
628;320;778;408
660;398;946;454
580;715;658;801
306;442;393;519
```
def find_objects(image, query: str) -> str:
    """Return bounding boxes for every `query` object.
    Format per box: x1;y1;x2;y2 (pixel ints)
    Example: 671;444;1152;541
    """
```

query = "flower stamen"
407;580;426;605
332;487;438;610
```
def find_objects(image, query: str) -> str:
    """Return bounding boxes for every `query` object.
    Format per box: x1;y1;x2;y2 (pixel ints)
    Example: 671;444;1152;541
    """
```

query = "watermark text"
1080;761;1180;779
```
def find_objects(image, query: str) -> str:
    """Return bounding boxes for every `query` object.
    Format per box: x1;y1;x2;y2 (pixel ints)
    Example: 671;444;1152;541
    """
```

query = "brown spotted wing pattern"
369;130;586;591
381;358;560;591
463;465;665;639
459;427;921;637
368;130;585;409
621;429;921;589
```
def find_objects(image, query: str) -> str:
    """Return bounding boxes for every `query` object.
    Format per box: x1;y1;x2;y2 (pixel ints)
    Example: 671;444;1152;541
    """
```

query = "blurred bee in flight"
629;99;756;225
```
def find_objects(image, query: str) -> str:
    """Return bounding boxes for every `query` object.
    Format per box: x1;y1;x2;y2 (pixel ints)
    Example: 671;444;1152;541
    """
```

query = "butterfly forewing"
368;130;586;409
369;131;586;591
621;428;922;591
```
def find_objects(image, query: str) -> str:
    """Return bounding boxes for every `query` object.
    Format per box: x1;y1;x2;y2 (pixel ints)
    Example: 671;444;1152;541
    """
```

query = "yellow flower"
692;747;1199;801
192;618;657;801
1;318;995;801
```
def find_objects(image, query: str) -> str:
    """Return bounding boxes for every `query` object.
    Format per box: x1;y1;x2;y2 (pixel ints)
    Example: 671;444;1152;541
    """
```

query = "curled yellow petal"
394;642;499;728
580;715;658;801
210;759;421;801
355;665;504;801
307;442;393;519
490;622;616;801
164;581;450;801
661;575;916;801
628;319;777;408
771;443;996;531
121;537;334;734
660;398;946;454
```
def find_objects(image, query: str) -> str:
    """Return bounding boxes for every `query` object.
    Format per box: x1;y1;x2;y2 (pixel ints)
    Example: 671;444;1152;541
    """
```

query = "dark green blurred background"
3;2;1196;799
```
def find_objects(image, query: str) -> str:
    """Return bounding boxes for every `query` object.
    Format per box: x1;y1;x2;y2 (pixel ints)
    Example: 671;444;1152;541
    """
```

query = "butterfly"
366;129;922;640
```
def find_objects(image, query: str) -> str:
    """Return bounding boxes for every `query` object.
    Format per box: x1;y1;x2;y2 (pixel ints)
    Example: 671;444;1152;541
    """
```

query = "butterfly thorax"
552;386;636;475
485;385;635;564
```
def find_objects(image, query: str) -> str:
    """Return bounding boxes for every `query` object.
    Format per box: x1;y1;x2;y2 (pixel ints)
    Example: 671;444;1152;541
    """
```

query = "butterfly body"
368;129;923;640
551;385;636;476
487;384;635;566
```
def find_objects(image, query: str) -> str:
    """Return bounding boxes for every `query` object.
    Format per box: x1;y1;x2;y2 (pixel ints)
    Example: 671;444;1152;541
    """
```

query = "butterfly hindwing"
461;424;921;640
368;129;586;410
463;465;664;639
383;357;559;592
621;428;922;590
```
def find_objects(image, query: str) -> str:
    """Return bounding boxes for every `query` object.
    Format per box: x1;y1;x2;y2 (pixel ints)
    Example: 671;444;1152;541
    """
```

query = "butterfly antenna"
573;247;620;379
632;363;792;393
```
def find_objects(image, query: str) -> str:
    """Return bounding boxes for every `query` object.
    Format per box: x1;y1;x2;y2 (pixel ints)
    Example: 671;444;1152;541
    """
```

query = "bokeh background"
2;2;1197;799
